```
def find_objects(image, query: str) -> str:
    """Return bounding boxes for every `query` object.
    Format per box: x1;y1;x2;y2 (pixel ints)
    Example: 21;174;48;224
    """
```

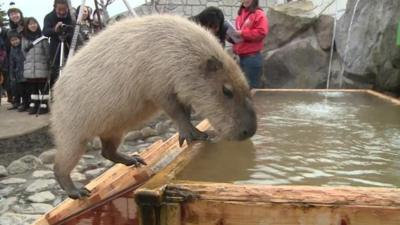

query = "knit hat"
7;1;23;17
7;30;20;40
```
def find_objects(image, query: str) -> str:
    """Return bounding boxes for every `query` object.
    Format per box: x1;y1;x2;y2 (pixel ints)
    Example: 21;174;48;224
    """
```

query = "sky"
2;0;146;27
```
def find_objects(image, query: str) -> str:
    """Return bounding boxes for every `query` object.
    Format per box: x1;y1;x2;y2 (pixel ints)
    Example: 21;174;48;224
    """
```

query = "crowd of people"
0;0;102;114
0;0;268;115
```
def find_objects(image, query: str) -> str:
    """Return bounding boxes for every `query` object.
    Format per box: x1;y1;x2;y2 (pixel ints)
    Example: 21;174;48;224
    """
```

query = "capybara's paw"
178;129;209;147
68;187;91;199
126;155;147;167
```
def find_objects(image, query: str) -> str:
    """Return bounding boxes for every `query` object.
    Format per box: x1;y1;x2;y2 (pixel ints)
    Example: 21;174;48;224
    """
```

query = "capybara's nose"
239;126;256;140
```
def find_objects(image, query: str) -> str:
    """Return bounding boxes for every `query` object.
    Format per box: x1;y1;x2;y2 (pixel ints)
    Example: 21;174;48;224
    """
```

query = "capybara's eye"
222;84;234;99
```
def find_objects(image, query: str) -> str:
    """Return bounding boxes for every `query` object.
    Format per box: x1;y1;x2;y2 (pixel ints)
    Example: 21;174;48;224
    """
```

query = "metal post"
67;0;87;60
122;0;138;17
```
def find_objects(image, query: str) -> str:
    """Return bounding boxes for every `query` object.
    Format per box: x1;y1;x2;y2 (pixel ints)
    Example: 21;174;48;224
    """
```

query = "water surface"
177;92;400;187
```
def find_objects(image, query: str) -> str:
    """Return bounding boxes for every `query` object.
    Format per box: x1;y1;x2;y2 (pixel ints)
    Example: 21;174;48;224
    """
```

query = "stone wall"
121;0;278;21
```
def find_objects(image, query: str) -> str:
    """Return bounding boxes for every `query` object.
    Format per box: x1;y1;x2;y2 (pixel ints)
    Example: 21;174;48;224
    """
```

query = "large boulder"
335;0;400;92
264;1;316;51
263;28;330;88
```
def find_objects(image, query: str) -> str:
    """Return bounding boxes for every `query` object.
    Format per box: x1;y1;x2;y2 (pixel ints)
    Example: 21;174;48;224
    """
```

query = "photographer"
43;0;75;87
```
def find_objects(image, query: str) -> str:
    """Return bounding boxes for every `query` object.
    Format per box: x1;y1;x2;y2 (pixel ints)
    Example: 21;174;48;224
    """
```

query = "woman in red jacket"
233;0;268;88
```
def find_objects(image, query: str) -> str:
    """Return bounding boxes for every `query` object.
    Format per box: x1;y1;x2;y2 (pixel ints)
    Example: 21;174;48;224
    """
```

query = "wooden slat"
253;88;367;92
162;183;400;225
366;90;400;105
32;120;210;225
166;183;400;207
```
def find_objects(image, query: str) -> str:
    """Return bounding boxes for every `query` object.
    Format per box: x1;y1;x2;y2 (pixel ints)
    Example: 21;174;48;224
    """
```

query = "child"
0;23;7;106
22;17;50;114
7;30;27;111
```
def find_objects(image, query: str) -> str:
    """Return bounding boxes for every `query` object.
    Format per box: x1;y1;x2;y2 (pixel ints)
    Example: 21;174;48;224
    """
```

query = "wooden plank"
179;201;400;225
366;90;400;105
166;183;400;207
253;88;367;92
32;120;210;225
162;183;400;225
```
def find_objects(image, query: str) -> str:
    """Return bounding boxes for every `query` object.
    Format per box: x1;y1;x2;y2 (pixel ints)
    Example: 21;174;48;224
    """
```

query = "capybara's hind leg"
54;143;91;199
100;134;146;167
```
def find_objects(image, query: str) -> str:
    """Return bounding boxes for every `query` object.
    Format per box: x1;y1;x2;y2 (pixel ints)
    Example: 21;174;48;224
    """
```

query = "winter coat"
9;46;25;82
233;8;269;56
22;37;50;79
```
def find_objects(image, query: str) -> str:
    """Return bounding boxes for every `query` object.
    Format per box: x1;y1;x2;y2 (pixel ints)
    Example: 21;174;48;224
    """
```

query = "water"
177;92;400;187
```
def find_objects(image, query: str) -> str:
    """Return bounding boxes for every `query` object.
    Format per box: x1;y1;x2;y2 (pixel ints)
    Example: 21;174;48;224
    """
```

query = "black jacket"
43;10;75;65
9;45;25;82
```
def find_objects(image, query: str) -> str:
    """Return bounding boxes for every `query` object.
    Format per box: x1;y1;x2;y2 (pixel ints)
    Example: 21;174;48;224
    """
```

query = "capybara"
51;14;257;199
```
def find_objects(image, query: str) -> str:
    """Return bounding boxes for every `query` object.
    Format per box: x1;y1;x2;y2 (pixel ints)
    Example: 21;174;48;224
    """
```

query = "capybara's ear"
205;56;223;73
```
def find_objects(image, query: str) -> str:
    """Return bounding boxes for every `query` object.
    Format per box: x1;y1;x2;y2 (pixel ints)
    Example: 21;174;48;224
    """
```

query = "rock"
376;61;400;92
0;197;17;214
155;122;169;135
0;186;15;197
0;166;7;177
27;191;56;203
83;154;95;160
263;29;330;88
145;136;163;143
335;0;400;91
32;170;54;179
84;168;106;179
71;172;86;181
0;212;40;225
7;155;42;175
39;149;57;164
25;179;56;193
141;127;158;138
0;178;27;185
314;15;334;50
31;203;53;214
100;160;114;168
264;2;316;52
44;164;54;170
88;137;102;150
125;131;143;141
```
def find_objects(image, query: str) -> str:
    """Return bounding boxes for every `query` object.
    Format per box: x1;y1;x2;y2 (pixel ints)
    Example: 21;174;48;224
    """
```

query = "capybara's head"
176;55;257;141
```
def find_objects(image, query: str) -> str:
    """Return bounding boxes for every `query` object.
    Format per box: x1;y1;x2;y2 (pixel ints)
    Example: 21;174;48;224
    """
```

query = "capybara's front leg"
100;134;147;167
161;94;208;147
54;166;91;199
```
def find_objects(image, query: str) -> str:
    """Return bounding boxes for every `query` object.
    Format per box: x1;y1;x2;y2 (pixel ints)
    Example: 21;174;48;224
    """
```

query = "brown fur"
51;14;256;199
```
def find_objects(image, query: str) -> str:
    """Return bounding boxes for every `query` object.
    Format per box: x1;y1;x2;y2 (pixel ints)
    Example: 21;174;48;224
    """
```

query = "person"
232;0;268;89
5;2;25;105
0;21;7;106
92;8;107;33
75;5;94;48
43;0;75;87
190;6;228;47
7;31;27;111
7;2;24;35
22;17;50;115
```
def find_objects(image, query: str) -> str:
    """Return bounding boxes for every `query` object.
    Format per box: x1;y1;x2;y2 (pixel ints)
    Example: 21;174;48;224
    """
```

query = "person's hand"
54;22;63;32
234;30;242;37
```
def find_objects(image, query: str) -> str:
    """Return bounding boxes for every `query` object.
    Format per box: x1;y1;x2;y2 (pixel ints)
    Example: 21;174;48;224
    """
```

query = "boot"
17;103;29;112
28;102;39;115
7;103;19;110
38;103;49;115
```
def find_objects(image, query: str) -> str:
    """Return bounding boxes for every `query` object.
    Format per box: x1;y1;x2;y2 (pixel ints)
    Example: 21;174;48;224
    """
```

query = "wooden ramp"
32;120;211;225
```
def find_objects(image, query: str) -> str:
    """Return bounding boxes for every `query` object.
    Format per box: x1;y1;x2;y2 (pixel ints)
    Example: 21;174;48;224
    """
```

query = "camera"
57;23;74;36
